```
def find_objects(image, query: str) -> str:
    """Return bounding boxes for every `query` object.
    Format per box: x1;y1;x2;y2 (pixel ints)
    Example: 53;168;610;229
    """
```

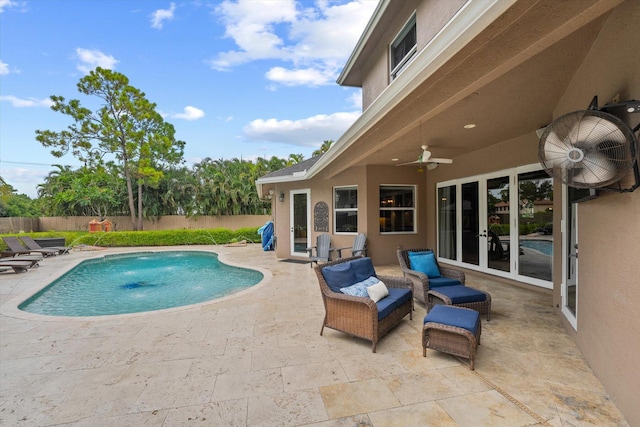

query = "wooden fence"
0;215;272;234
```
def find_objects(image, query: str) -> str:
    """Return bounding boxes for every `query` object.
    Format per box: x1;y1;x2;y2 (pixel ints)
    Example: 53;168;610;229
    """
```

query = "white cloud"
0;0;18;13
346;90;362;110
265;66;333;87
208;0;377;87
244;110;360;147
171;106;205;121
151;2;176;29
75;48;119;74
0;95;53;108
0;59;9;75
0;167;48;198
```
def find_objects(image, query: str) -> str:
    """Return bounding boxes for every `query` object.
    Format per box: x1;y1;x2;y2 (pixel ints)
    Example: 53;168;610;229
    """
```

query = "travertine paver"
0;244;630;426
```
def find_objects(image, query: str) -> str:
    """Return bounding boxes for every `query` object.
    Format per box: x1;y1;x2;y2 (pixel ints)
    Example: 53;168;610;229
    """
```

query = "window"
335;186;358;233
390;14;417;80
380;185;416;233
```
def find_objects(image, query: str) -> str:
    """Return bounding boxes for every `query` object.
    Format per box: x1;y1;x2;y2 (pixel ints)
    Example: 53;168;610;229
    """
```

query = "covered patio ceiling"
326;0;623;178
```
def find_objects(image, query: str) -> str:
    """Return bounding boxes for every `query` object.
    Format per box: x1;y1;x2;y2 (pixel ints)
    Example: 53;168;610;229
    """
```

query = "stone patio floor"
0;244;629;426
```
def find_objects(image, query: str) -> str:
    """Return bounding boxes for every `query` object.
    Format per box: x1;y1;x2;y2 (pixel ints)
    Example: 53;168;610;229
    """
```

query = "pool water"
19;251;263;317
519;239;553;256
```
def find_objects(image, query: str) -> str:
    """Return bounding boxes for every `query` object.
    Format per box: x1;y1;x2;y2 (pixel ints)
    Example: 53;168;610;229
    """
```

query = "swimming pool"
19;251;263;317
520;239;553;256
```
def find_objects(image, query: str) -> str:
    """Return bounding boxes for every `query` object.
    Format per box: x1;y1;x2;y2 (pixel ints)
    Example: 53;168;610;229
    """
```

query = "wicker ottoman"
427;285;491;321
422;305;481;370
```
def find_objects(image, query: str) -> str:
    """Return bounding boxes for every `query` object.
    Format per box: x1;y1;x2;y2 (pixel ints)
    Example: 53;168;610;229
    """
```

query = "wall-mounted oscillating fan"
538;109;639;189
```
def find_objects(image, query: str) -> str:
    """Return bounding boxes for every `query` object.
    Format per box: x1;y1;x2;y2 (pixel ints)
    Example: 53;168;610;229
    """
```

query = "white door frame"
290;189;311;257
437;164;554;289
561;184;578;329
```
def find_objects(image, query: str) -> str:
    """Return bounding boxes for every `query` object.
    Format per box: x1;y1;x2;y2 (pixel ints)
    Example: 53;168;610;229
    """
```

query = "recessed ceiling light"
391;158;399;161
464;123;476;129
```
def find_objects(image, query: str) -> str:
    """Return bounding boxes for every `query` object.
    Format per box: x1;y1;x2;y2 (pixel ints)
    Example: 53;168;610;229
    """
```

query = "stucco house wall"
546;2;640;421
361;0;465;110
259;1;639;423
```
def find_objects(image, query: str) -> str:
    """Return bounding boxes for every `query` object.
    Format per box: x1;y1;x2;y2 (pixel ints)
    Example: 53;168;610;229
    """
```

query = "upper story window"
380;185;416;233
390;13;417;80
335;186;358;233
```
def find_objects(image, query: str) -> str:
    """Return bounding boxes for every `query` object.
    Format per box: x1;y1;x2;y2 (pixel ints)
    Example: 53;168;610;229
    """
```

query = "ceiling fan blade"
395;160;420;166
429;157;453;164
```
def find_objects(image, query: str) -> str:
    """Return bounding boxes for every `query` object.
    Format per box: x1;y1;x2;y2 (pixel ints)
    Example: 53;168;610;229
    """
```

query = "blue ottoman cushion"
428;277;462;288
433;285;486;304
424;305;480;336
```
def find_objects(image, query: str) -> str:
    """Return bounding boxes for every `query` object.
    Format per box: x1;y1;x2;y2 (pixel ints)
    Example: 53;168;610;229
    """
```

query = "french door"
437;164;553;288
290;189;311;257
562;185;578;329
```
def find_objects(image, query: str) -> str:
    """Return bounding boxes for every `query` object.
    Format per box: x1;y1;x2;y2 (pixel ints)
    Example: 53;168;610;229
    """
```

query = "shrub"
0;228;260;250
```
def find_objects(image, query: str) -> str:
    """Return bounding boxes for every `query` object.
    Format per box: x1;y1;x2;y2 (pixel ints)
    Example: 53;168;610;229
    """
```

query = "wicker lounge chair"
306;233;334;267
336;233;367;258
397;248;466;305
20;236;70;255
314;256;413;352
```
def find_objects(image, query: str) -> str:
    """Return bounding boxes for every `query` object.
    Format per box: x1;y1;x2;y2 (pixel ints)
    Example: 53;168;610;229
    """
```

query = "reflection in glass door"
438;186;456;260
517;170;553;282
562;186;579;328
290;189;310;257
486;176;511;273
461;182;479;266
437;165;554;288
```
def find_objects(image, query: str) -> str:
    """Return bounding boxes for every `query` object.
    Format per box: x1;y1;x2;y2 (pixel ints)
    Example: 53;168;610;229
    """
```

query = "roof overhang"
304;0;517;179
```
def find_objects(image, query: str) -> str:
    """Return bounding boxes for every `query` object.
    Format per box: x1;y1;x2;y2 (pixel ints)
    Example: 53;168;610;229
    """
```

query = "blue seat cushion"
424;305;480;336
350;257;377;282
432;285;486;304
408;251;441;278
376;288;412;320
428;277;461;288
322;263;355;293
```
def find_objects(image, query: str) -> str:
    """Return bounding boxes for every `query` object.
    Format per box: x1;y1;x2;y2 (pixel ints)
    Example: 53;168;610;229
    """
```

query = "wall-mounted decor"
314;201;329;232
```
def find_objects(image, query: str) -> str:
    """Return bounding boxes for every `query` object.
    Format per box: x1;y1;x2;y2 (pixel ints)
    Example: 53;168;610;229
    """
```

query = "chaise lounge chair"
0;258;40;273
20;236;70;255
2;236;57;257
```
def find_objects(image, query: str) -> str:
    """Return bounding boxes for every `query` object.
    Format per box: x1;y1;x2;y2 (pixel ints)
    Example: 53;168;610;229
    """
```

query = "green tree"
36;67;185;230
37;165;123;218
312;140;333;157
0;178;39;217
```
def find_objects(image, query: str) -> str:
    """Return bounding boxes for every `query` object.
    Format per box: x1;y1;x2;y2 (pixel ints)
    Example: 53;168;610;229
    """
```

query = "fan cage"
538;110;638;189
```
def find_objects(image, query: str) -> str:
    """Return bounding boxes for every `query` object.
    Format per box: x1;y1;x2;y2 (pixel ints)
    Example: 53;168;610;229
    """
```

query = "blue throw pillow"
408;251;441;278
341;283;369;297
350;257;377;282
322;263;355;293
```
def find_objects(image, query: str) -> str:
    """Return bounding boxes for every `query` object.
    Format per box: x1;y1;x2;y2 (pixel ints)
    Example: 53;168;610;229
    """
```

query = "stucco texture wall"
550;1;640;424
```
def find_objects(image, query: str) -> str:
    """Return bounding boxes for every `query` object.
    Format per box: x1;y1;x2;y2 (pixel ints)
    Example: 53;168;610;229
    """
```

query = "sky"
0;0;379;197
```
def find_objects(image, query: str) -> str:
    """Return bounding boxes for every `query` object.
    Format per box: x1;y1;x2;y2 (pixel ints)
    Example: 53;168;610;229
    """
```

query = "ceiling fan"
396;145;453;171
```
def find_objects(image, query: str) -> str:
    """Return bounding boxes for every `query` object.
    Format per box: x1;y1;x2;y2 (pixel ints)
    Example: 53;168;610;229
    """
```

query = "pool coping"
1;246;272;322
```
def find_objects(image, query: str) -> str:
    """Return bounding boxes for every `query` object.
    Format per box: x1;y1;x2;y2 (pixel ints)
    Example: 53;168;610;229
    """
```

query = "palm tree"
312;140;334;157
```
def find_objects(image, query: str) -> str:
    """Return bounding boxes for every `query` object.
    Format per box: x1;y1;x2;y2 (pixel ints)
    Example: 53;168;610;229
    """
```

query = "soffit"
325;0;621;177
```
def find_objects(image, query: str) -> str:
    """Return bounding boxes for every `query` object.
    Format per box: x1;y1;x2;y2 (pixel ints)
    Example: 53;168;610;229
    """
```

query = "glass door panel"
517;171;553;282
461;182;479;266
486;176;510;273
290;190;310;257
438;185;456;260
